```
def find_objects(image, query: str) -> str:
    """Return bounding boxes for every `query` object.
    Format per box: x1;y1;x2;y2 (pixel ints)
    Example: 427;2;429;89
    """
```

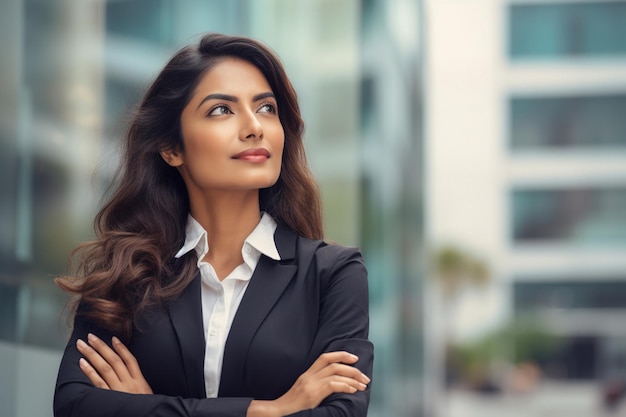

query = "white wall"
425;0;508;343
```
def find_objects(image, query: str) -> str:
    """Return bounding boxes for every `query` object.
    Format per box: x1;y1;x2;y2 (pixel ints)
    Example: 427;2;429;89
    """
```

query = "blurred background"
0;0;625;416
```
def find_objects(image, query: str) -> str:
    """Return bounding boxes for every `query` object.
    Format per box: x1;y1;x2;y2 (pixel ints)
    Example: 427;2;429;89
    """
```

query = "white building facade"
425;0;626;412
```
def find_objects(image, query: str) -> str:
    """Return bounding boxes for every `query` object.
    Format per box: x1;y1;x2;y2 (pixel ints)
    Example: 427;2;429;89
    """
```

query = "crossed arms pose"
54;33;373;417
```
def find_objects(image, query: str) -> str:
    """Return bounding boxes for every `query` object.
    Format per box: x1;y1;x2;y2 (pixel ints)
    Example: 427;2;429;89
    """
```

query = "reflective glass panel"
514;280;626;310
510;94;626;149
509;2;626;58
512;187;626;243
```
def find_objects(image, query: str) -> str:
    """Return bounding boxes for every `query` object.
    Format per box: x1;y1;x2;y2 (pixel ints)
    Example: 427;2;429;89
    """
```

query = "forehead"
193;57;272;97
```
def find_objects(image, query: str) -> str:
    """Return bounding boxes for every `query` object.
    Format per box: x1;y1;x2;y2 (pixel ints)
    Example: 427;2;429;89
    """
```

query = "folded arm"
54;312;252;417
55;245;373;417
283;245;374;417
72;333;369;417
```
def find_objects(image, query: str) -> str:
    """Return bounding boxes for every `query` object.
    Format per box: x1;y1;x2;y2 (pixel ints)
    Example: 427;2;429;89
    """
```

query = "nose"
241;110;263;141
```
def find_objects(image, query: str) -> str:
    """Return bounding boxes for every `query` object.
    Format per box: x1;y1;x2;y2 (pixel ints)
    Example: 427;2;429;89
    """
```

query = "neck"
188;190;261;278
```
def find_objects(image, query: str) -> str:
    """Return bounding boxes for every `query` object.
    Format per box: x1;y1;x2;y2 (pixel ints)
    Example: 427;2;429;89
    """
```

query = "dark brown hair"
56;33;323;340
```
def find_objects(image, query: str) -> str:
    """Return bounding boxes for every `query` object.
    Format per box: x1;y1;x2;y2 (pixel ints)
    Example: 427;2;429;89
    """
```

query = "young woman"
54;33;372;417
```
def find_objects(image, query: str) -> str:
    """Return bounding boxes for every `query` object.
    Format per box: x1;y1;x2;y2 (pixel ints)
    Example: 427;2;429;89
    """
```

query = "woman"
54;33;372;417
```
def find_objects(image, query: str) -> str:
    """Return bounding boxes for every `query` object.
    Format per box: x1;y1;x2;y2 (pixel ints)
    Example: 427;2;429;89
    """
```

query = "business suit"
54;224;373;417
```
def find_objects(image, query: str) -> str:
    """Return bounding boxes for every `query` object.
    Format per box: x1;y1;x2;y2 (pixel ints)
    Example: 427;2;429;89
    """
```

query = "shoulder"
276;225;367;282
314;241;364;271
294;237;370;328
295;235;367;287
292;230;363;264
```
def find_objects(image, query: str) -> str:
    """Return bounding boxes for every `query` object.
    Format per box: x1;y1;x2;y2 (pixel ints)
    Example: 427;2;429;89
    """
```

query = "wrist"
247;400;281;417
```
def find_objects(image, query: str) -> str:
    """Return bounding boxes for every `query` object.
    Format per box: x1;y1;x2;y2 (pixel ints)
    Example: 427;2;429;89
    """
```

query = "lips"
232;148;270;162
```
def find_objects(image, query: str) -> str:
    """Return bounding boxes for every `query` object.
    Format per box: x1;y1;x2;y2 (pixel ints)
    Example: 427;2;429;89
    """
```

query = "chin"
257;178;280;190
249;172;281;189
231;178;277;191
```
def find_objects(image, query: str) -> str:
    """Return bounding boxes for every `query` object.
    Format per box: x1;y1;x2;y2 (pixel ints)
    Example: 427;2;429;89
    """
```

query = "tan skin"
76;58;370;417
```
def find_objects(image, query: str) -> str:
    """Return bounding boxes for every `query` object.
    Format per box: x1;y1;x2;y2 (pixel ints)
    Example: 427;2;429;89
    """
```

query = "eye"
207;105;232;116
258;103;277;114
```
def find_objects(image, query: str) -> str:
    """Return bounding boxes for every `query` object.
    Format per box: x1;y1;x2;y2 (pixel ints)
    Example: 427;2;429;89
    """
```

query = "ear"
160;147;184;167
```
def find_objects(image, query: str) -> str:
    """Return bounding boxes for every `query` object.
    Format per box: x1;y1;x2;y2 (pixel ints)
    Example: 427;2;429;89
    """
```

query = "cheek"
277;136;285;158
273;125;285;156
275;139;285;171
182;126;231;166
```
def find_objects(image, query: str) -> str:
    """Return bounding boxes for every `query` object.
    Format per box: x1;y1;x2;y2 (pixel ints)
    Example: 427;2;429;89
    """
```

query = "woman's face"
163;57;284;197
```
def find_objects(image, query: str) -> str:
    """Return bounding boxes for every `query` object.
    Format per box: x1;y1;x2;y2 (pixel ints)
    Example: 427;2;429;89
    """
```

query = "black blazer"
54;225;373;417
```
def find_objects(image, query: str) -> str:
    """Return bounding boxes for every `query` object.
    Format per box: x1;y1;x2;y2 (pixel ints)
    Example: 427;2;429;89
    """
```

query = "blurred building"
425;0;626;411
360;1;425;415
0;1;425;417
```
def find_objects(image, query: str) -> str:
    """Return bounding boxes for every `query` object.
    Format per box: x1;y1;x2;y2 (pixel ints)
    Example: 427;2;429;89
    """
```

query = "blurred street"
444;383;626;417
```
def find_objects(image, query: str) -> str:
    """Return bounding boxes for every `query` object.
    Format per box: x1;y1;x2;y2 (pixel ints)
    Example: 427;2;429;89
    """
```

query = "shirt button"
209;328;217;336
245;246;253;254
207;388;215;396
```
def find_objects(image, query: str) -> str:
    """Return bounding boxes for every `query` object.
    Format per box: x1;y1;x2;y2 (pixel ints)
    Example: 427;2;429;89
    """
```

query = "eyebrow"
196;92;276;110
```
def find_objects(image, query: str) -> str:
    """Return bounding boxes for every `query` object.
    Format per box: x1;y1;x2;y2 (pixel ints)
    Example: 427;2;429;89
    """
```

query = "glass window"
0;283;19;343
512;187;626;244
510;94;626;149
514;280;626;311
360;76;377;133
105;0;245;46
509;2;626;58
106;0;174;45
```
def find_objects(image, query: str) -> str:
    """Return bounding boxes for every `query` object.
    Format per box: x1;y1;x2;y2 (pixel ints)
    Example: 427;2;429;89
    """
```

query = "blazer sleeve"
286;244;374;417
54;306;253;417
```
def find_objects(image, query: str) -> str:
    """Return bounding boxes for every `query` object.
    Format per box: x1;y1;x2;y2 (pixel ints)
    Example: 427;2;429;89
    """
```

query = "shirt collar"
174;212;281;262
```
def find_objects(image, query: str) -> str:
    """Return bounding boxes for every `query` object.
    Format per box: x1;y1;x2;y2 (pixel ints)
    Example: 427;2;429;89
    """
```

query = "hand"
247;351;370;417
277;351;370;410
76;333;153;394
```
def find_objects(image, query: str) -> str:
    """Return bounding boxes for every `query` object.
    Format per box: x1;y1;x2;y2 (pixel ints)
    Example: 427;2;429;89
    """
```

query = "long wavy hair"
56;33;323;341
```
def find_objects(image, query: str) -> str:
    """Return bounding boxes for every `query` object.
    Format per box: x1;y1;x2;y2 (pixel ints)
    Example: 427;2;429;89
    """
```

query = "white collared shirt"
174;212;280;398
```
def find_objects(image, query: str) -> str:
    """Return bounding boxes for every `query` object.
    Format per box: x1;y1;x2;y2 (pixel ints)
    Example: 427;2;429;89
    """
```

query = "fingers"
111;336;142;379
90;334;133;381
278;355;370;412
303;351;370;399
302;363;370;396
324;375;368;394
77;333;129;389
76;336;123;389
79;357;111;389
308;372;368;397
313;361;371;386
306;351;370;386
261;350;372;415
76;333;154;394
77;333;131;390
307;351;359;374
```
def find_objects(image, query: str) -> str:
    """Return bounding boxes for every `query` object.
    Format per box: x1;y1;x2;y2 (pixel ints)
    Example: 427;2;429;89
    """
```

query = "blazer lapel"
219;225;298;395
167;271;206;398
